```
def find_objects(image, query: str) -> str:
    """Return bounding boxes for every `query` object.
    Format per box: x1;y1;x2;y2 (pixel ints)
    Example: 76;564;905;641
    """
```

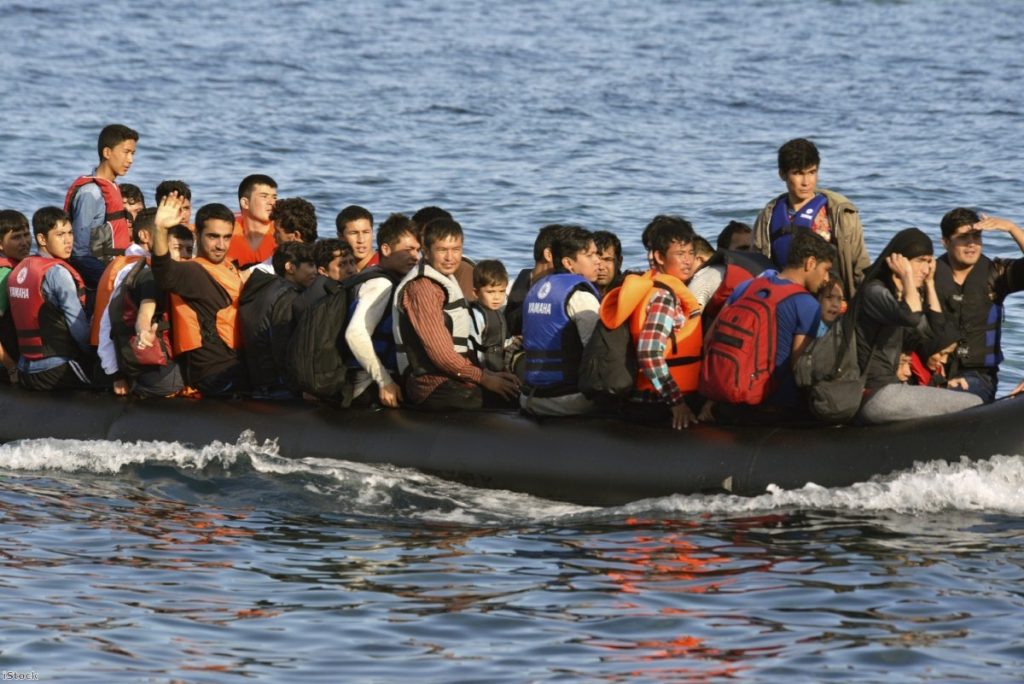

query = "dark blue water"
2;0;1024;680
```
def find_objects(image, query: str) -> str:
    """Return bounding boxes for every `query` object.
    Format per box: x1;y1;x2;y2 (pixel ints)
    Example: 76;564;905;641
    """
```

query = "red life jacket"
8;256;87;361
64;176;132;258
701;250;775;324
0;256;17;270
108;260;174;376
699;276;806;405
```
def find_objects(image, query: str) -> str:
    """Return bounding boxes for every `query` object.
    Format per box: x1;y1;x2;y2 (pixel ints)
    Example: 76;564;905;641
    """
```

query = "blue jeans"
951;368;998;403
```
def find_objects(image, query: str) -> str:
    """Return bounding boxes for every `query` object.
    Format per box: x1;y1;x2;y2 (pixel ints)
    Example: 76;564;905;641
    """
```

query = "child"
909;330;959;388
816;275;846;335
469;259;511;372
119;184;145;223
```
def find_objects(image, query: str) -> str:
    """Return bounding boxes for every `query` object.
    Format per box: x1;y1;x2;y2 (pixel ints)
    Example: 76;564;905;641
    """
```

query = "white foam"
624;455;1024;516
3;433;1022;518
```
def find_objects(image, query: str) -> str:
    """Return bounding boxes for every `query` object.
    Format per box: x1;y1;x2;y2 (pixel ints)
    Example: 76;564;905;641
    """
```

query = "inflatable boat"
0;387;1018;505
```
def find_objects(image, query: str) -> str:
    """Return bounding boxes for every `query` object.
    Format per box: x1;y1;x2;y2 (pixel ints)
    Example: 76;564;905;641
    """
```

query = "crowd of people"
1;124;1021;429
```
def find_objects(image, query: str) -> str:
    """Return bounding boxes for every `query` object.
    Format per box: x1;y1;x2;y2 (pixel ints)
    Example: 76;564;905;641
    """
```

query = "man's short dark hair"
716;220;752;250
155;179;192;204
31;207;70;239
335;205;374;235
532;224;568;264
551;225;594;271
777;138;820;176
97;124;138;161
131;207;158;244
119;184;144;207
377;213;416;250
592;230;623;269
785;231;836;269
167;224;194;245
0;210;30;241
646;215;694;257
272;241;315;278
473;259;509;289
194;203;236;237
422;217;463;250
237;174;277;201
312;238;352;271
940;207;981;240
411;206;453;242
270;197;318;243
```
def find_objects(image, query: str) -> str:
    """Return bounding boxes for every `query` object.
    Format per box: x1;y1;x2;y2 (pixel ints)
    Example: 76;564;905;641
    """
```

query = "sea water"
1;0;1024;680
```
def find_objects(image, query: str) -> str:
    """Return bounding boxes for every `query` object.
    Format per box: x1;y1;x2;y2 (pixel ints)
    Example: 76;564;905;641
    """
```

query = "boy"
336;205;378;271
8;207;92;391
0;210;33;383
520;226;601;416
752;137;869;297
65;123;139;291
469;259;511;373
119;184;145;223
227;174;278;269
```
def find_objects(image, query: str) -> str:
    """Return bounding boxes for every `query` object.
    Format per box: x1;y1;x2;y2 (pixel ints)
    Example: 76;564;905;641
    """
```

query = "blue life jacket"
769;193;829;268
341;266;400;373
522;273;599;395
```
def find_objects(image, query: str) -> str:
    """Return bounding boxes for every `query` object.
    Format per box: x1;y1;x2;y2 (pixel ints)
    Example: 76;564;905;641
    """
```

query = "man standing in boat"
934;208;1024;402
152;193;248;397
392;217;519;410
752;137;870;298
65;124;139;295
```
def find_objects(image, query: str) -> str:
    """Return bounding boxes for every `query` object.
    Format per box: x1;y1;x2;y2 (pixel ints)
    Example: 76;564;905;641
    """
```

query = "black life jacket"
469;302;508;372
934;255;1002;371
393;262;472;379
285;279;351;400
239;270;301;390
505;267;533;336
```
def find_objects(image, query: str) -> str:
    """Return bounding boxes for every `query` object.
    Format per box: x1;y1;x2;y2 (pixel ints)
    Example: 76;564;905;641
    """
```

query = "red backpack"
699;276;806;405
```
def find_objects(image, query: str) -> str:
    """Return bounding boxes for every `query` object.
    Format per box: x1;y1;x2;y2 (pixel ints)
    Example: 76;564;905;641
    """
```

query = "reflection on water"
5;471;1021;681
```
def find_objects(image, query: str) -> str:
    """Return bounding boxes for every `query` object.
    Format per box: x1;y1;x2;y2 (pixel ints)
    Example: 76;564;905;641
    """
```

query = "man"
599;218;704;429
104;218;194;398
0;210;33;383
703;232;835;418
392;217;519;410
65;123;138;291
155;180;193;228
344;213;421;407
96;208;193;396
592;230;624;298
410;206;477;302
292;238;357;317
8;207;91;391
227;174;278;269
336;205;378;271
752;137;869;297
520;226;602;416
716;221;753;251
152;193;247;396
240;242;317;397
506;224;570;335
934;208;1024;402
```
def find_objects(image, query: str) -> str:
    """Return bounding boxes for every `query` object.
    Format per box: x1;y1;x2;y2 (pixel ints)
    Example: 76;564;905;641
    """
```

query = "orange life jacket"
169;258;243;355
600;271;702;394
226;215;276;269
89;254;144;345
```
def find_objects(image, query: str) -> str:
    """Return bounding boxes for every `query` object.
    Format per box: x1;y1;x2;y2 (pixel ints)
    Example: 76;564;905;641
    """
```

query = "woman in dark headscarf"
854;228;982;424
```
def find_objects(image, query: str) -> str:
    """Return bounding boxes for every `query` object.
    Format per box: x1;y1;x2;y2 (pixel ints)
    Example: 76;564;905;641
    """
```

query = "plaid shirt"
636;288;689;406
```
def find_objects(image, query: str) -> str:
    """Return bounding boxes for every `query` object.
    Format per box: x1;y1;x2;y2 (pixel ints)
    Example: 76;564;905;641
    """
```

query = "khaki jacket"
752;187;870;297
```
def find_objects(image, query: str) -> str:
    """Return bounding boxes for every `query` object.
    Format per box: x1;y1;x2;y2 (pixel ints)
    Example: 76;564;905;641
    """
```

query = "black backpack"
285;279;351;401
577;319;637;401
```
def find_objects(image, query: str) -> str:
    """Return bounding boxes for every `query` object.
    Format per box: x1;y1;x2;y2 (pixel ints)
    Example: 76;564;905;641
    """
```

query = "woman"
855;228;982;424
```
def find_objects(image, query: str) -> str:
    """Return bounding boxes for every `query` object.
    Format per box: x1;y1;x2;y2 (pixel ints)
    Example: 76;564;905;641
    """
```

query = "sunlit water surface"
2;0;1024;680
